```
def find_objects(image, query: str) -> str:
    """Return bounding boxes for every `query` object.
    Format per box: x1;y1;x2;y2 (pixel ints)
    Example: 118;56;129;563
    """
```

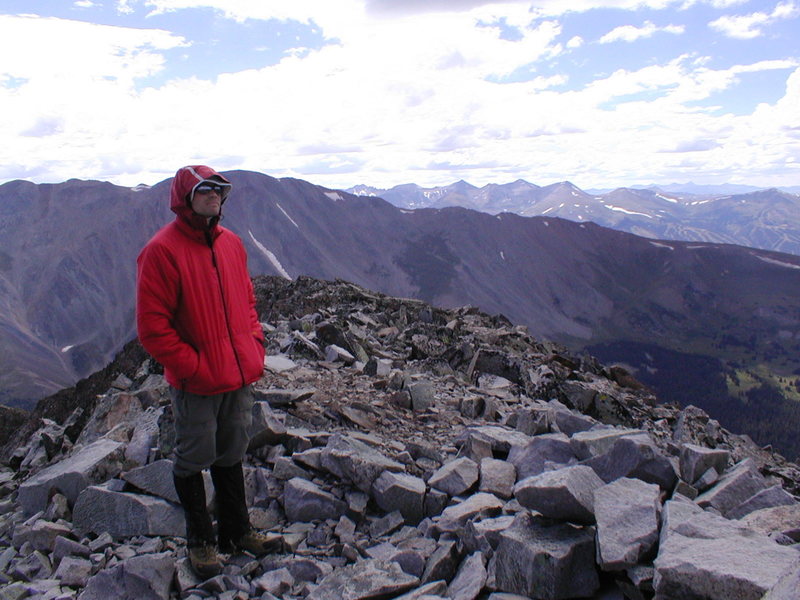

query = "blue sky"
0;0;798;190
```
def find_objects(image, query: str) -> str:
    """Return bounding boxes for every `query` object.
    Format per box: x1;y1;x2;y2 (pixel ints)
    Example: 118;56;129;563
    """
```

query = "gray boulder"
124;406;163;467
507;433;576;480
436;492;505;535
72;483;184;538
478;457;516;499
494;512;599;600
77;552;174;600
448;551;487;600
320;434;404;493
514;465;604;524
371;470;426;524
594;477;660;570
570;427;643;461
585;433;676;490
654;531;799;600
679;443;730;484
11;519;72;552
306;558;419;600
248;400;288;450
428;457;479;496
695;459;769;517
283;477;347;522
18;438;125;516
121;459;180;503
725;485;797;520
763;559;800;600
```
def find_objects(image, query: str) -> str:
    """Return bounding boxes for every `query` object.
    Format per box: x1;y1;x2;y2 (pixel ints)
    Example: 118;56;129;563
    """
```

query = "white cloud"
1;0;798;189
599;20;685;43
709;1;800;39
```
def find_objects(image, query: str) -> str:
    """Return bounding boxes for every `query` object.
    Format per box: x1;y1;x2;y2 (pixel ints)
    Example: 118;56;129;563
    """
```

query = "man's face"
190;183;224;218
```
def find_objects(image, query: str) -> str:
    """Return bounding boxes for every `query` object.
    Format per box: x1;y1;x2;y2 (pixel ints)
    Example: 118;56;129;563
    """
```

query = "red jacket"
136;166;265;395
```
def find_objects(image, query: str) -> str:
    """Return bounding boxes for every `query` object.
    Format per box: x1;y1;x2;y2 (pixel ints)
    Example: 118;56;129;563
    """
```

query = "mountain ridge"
2;170;799;459
346;180;800;257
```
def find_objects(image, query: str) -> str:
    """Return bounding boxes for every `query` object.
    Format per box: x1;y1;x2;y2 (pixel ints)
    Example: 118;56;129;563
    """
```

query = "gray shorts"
170;385;254;478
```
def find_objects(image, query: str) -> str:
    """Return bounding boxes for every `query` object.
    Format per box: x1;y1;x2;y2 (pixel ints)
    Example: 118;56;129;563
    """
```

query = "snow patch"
605;205;653;218
655;193;678;203
248;231;292;280
649;241;674;250
754;254;800;270
275;203;300;229
324;191;343;202
500;251;506;260
61;345;74;353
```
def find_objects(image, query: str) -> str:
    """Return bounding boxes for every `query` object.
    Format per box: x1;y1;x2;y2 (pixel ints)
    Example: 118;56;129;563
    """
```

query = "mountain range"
1;170;799;458
347;181;800;257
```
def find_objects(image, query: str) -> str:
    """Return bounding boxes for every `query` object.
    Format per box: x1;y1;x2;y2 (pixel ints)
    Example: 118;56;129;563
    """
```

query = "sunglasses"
194;183;226;196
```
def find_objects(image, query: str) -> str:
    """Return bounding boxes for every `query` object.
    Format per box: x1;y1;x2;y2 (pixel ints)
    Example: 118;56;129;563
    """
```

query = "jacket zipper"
207;232;246;387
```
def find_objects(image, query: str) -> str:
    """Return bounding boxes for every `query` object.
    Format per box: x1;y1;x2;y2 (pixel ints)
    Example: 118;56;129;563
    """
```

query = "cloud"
709;1;800;39
599;20;685;43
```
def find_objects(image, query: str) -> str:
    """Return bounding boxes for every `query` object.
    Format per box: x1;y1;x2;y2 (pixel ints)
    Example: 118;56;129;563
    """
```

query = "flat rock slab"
17;438;124;516
73;484;184;539
306;558;419;600
654;531;799;600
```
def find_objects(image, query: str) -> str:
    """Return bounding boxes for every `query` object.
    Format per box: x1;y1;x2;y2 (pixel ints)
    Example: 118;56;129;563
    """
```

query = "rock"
72;483;184;538
494;512;599;599
428;457;479;496
507;433;575;480
264;354;297;372
320;434;404;493
77;552;174;600
654;531;799;600
306;558;419;600
54;555;93;588
569;427;643;461
594;478;660;570
248;401;288;450
679;443;730;484
514;465;604;524
251;386;316;407
585;433;676;490
726;485;797;520
738;503;800;541
478;457;516;499
762;558;800;600
253;566;294;596
448;551;487;600
11;519;72;552
325;344;356;364
371;471;426;524
17;438;125;516
124;406;163;467
406;380;435;412
121;459;179;503
435;493;505;535
283;477;347;522
696;459;769;517
421;539;461;584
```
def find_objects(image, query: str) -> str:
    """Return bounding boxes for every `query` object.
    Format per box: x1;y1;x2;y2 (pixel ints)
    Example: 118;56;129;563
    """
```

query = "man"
136;165;275;578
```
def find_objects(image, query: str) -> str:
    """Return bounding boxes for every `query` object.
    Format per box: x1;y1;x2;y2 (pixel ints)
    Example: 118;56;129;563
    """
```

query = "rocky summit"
0;275;799;600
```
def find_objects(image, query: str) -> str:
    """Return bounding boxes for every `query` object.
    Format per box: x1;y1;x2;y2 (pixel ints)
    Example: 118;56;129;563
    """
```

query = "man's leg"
170;387;224;576
211;386;281;555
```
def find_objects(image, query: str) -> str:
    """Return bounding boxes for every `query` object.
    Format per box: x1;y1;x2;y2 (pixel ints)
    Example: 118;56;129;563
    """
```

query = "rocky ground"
1;275;799;600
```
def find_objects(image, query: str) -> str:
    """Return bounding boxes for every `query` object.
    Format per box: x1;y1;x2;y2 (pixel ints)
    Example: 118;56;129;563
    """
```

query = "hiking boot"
220;529;284;555
188;542;223;579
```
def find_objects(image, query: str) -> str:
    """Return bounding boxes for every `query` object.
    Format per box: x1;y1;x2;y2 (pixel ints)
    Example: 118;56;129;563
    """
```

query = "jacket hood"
170;165;232;224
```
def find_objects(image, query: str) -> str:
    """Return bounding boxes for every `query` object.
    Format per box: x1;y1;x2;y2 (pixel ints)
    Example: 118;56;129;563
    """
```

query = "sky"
1;0;799;191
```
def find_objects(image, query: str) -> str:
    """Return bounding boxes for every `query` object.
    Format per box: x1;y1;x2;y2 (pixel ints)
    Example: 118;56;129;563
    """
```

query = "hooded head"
170;165;232;227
